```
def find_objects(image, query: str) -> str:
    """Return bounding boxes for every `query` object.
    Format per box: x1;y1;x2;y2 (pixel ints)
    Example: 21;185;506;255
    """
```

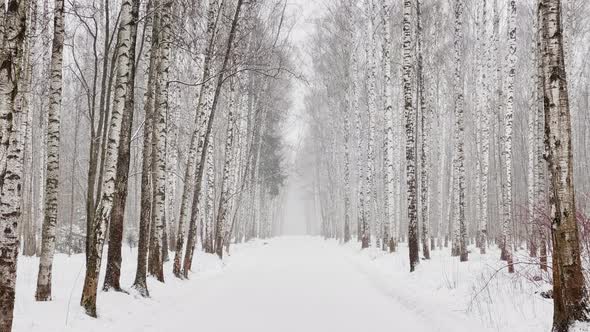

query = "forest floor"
13;236;555;332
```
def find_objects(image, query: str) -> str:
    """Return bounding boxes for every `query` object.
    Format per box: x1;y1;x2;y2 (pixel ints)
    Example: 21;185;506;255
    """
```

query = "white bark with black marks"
0;1;28;331
35;0;65;302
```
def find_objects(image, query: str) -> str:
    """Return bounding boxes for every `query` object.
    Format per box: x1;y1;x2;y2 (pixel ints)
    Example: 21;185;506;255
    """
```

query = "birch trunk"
536;4;548;271
225;91;247;249
453;0;468;262
0;1;28;331
480;0;491;254
214;79;237;258
343;31;353;243
165;83;180;252
363;0;377;249
35;0;65;302
403;0;419;271
351;40;365;244
85;0;113;264
20;0;38;257
500;0;515;273
416;0;430;260
539;0;590;329
527;9;539;259
103;0;140;292
80;0;140;316
381;1;396;246
148;0;171;283
343;86;352;243
474;6;482;251
132;0;159;296
204;141;215;253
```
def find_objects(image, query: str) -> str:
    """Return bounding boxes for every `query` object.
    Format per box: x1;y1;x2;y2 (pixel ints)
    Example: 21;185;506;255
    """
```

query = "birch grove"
2;0;590;331
302;0;590;328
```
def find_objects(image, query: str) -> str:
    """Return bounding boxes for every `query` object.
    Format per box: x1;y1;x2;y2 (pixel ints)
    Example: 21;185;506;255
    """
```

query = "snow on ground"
13;237;554;332
344;241;554;332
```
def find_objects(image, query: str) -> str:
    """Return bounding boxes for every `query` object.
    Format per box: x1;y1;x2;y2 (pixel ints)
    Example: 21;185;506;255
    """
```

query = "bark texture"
103;0;140;292
81;0;140;316
501;0;516;273
539;0;590;330
403;0;419;272
453;0;468;262
148;0;172;283
0;1;28;331
35;0;65;302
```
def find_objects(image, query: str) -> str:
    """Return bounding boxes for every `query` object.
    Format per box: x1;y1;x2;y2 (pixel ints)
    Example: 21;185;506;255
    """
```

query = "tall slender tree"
148;0;172;283
403;0;419;271
416;0;430;260
381;0;394;250
103;0;141;293
352;35;365;245
535;3;548;271
363;0;377;249
35;0;66;301
81;0;141;316
0;1;29;331
132;0;160;296
539;0;590;330
500;0;515;273
215;76;238;258
479;0;491;255
174;0;221;278
452;0;468;262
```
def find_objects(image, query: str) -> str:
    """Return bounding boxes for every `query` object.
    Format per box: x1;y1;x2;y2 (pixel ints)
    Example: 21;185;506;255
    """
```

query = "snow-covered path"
142;237;434;332
128;237;489;332
15;237;507;332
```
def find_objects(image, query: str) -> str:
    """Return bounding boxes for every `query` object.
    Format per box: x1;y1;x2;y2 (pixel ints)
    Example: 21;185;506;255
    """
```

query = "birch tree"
500;0;515;273
148;0;172;283
416;0;430;260
527;8;539;259
352;38;365;246
343;5;353;243
343;78;352;243
452;0;467;262
214;76;237;258
35;0;65;301
103;0;141;292
20;0;38;258
535;4;548;271
132;0;160;296
80;0;140;316
403;0;419;271
204;141;215;253
363;0;377;249
539;0;590;330
173;0;221;278
0;1;28;331
165;79;180;253
479;0;491;255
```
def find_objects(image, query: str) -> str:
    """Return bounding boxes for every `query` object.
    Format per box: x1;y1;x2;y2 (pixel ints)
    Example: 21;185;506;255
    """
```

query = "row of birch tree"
300;0;590;330
0;0;293;330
